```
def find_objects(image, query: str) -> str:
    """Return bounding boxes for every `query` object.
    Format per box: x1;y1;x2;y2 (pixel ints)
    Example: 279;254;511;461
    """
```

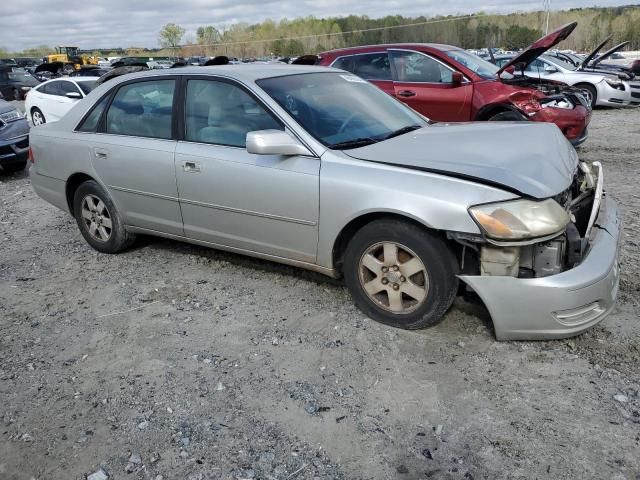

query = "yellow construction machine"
45;46;98;72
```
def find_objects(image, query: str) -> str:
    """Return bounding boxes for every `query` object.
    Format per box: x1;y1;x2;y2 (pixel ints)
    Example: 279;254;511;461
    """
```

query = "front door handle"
397;90;416;98
182;161;201;173
94;148;109;159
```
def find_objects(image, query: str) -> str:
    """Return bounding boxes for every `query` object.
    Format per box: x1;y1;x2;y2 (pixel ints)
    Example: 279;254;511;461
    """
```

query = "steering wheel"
338;112;364;134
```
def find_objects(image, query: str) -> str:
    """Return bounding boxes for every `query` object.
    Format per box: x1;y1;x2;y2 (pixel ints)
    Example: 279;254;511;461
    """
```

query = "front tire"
488;110;524;121
343;219;459;330
577;84;597;108
73;180;136;253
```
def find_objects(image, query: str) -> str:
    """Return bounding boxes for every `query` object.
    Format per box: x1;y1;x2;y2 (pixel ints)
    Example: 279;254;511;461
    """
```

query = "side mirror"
246;130;313;156
544;65;558;73
451;71;464;84
505;66;516;74
66;91;82;99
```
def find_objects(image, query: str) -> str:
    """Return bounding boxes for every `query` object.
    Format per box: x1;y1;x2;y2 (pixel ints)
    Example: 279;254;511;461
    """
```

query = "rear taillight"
28;147;34;164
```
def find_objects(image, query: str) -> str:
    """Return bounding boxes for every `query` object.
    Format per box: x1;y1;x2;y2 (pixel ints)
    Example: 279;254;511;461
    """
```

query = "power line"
184;13;484;49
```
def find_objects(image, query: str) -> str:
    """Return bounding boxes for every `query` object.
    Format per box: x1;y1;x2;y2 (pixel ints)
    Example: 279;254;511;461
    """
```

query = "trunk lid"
497;22;577;75
344;122;578;199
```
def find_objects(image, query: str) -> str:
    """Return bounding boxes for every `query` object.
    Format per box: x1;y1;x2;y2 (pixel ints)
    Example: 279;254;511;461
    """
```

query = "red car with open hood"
310;23;591;146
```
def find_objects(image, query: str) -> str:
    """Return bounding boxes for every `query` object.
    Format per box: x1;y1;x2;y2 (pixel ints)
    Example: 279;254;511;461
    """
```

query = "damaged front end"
504;81;591;145
452;161;621;340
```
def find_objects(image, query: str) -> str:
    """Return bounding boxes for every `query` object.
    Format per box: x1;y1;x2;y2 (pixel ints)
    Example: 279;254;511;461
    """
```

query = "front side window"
185;79;282;147
106;79;175;139
391;50;454;83
333;53;392;81
59;81;81;96
78;81;97;95
40;81;62;96
258;72;426;149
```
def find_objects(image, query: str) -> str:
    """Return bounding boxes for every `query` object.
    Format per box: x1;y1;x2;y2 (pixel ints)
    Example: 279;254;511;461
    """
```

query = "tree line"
3;5;640;60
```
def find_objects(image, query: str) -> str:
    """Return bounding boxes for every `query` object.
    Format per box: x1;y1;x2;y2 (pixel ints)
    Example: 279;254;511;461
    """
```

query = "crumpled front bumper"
460;196;621;341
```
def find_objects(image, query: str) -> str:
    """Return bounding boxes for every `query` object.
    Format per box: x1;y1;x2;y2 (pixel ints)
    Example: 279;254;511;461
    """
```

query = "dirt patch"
1;108;639;480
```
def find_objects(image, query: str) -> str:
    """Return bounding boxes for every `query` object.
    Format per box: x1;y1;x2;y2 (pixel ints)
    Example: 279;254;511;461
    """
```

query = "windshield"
78;81;97;94
542;55;576;71
257;72;427;149
445;49;512;79
8;72;35;83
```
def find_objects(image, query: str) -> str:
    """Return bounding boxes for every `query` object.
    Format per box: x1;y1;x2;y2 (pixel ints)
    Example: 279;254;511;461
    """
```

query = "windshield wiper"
382;124;422;140
329;137;379;150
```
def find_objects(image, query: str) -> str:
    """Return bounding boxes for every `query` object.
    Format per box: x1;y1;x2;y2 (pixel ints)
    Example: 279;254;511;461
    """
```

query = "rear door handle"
94;148;109;159
182;161;201;173
397;90;416;98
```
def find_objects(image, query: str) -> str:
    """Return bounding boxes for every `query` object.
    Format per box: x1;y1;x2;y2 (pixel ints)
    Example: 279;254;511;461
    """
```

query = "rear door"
174;77;320;262
84;77;183;235
330;52;395;96
389;49;473;121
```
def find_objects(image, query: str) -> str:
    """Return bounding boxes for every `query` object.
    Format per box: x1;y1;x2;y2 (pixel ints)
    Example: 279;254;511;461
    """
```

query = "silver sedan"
28;65;620;340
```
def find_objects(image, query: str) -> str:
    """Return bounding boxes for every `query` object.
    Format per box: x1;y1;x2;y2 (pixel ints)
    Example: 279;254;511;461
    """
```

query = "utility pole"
543;0;552;34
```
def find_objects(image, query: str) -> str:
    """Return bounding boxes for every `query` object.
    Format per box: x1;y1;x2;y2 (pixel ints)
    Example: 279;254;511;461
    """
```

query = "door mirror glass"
246;130;312;156
66;91;82;99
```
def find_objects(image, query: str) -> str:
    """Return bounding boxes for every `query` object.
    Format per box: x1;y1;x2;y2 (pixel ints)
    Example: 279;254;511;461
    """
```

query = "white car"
524;54;636;108
25;77;97;125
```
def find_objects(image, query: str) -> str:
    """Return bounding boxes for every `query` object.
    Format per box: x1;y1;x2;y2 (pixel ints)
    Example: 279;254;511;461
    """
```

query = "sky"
0;0;633;51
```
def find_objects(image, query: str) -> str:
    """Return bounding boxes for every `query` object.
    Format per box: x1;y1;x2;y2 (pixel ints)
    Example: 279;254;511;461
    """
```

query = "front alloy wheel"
344;218;459;330
358;242;428;314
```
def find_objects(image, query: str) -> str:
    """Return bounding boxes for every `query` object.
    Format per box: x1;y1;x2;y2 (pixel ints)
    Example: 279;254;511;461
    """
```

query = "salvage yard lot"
1;108;639;479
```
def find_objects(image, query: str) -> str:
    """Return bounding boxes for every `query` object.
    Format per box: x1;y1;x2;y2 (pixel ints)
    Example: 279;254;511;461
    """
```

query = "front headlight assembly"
469;198;570;241
604;78;625;91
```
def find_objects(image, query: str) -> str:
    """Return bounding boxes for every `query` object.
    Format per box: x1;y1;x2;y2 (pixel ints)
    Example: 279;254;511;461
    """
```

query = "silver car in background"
28;65;620;340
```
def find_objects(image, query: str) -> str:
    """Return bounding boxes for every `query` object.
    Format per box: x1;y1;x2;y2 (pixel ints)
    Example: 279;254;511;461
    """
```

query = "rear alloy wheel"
31;108;45;126
73;180;136;253
344;219;459;330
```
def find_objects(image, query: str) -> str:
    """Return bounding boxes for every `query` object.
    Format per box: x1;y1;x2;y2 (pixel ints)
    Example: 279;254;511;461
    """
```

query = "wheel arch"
65;172;96;215
331;211;454;275
474;103;524;121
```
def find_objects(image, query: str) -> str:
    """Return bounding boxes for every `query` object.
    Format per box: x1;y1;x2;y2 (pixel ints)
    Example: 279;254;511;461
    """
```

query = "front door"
88;78;183;235
389;49;473;121
174;78;320;262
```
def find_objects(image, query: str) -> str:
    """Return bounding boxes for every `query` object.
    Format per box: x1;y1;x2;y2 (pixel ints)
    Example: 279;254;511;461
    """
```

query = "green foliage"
197;26;220;45
159;23;185;48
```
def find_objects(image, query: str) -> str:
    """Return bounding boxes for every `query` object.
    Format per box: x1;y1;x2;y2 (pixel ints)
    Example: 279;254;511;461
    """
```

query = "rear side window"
77;95;110;132
333;53;392;81
184;79;282;147
105;80;175;139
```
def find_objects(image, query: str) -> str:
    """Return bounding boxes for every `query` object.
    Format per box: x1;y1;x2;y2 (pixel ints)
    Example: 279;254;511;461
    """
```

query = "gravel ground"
1;108;639;480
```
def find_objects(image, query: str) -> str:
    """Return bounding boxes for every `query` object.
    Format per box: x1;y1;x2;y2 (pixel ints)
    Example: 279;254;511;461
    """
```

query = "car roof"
320;44;460;56
107;64;340;84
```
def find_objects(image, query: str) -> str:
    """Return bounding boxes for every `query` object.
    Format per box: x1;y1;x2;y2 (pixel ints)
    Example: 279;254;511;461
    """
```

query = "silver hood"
344;122;578;199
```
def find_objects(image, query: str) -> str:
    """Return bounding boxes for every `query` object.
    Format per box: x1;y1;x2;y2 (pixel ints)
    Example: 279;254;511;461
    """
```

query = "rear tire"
343;219;459;330
73;180;136;253
31;108;45;126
